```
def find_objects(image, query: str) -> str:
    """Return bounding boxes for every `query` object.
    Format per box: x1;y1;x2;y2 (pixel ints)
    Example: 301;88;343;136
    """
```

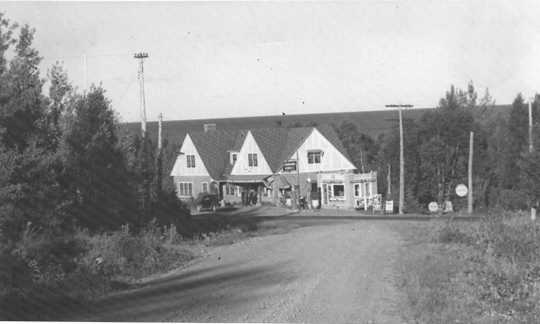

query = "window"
186;155;196;168
177;182;193;197
354;184;360;197
202;182;208;193
307;151;322;164
331;184;345;199
248;153;258;167
232;153;237;164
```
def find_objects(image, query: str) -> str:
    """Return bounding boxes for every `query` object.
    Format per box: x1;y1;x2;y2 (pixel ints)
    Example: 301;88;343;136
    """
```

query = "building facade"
170;125;378;209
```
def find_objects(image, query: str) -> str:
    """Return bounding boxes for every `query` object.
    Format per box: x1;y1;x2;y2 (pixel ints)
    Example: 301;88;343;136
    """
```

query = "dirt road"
83;220;405;323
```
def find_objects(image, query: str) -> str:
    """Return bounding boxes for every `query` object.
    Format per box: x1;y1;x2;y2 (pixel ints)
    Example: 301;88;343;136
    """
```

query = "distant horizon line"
123;103;511;124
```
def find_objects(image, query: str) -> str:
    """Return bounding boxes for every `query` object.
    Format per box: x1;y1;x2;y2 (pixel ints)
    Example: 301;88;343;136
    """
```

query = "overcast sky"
3;1;540;122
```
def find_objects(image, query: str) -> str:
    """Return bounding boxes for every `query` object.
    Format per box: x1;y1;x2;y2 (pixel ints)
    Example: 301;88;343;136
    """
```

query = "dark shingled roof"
189;129;239;180
186;125;356;181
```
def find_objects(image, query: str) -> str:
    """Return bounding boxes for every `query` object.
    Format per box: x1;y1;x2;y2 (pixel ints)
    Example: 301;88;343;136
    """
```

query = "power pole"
134;52;149;138
157;113;163;192
134;52;149;225
529;99;536;221
529;100;534;153
468;131;474;214
385;104;413;214
387;163;391;198
158;112;163;151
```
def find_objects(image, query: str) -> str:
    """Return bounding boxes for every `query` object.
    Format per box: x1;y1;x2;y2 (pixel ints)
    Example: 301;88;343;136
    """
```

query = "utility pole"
134;52;149;225
157;113;163;192
385;104;413;214
468;131;474;214
134;52;149;138
158;112;163;151
295;150;301;210
529;100;534;153
387;164;391;198
529;99;536;221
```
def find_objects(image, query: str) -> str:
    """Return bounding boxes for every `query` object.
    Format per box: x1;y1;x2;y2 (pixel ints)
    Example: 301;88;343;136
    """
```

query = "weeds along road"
84;219;404;323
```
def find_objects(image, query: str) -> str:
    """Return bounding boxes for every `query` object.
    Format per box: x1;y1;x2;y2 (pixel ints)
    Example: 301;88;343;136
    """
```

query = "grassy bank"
396;212;540;323
0;212;290;320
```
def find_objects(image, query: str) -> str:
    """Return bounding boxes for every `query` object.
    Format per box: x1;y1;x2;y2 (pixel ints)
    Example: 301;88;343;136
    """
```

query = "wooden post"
468;131;474;214
529;100;536;221
398;106;404;215
387;164;391;198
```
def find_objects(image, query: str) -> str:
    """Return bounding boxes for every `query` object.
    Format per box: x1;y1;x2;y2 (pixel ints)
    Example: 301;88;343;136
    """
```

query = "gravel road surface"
84;220;405;323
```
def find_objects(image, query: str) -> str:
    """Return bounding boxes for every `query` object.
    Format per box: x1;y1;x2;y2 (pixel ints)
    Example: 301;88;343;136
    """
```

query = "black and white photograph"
1;1;540;322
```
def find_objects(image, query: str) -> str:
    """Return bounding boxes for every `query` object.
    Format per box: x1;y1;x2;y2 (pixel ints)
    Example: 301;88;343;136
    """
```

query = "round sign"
455;184;468;197
428;201;439;213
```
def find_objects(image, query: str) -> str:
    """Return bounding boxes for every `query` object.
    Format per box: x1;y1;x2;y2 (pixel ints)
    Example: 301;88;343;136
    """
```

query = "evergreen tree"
63;86;138;230
334;121;378;173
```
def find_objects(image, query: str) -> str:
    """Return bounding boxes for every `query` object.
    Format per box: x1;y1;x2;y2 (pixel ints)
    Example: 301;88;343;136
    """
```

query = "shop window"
331;184;345;199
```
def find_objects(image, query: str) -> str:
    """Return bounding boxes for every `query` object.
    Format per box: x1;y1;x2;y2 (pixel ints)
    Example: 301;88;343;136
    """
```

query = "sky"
3;1;540;123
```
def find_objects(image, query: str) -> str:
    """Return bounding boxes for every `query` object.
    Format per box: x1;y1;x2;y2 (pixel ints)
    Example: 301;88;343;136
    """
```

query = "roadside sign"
455;184;468;197
385;200;394;213
373;195;382;211
428;201;439;213
282;160;297;172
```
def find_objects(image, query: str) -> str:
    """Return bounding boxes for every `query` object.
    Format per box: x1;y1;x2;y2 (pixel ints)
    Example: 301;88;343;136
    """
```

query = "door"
322;183;328;205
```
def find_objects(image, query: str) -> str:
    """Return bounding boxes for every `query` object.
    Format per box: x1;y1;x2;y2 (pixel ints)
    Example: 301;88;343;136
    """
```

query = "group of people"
241;189;258;206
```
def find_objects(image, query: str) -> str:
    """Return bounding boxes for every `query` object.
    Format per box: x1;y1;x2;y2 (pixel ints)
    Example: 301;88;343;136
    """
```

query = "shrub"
496;189;529;211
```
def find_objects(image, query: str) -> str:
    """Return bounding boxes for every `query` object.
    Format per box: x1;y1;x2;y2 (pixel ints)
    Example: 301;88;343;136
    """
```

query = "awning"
273;174;291;189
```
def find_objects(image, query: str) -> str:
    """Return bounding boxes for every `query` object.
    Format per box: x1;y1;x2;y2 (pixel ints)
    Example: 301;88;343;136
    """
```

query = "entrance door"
322;183;328;205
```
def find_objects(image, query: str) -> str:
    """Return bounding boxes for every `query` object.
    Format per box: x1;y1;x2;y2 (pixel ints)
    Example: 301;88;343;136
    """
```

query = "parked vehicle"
194;193;219;212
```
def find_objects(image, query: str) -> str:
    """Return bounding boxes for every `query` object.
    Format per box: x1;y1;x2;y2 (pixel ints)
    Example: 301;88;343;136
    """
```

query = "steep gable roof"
250;128;291;172
182;125;356;180
188;129;239;180
315;124;355;166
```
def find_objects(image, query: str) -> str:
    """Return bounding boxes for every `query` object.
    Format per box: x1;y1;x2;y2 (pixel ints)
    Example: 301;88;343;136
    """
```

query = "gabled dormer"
281;127;356;173
230;131;273;175
170;133;211;177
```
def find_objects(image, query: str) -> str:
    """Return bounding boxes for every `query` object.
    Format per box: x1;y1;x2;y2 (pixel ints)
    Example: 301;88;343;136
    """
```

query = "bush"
77;222;194;280
496;189;529;211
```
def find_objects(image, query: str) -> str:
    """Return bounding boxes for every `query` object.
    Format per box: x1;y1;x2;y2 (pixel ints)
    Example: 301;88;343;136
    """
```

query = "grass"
395;212;540;323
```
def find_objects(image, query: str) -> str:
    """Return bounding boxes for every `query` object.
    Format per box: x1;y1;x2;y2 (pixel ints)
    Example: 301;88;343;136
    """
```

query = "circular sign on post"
428;201;439;213
455;184;468;197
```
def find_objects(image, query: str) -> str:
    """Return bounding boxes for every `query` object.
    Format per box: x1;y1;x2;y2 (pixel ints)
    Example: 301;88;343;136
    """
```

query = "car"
194;193;219;212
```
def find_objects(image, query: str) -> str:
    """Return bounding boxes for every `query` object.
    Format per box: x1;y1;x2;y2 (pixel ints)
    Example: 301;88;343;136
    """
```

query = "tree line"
0;13;188;293
335;84;540;212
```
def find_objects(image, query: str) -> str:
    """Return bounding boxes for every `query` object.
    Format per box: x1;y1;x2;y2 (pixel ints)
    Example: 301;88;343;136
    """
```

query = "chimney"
203;123;216;132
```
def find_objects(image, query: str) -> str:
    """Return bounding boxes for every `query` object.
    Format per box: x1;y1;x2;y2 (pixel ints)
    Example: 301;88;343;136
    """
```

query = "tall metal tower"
134;52;149;137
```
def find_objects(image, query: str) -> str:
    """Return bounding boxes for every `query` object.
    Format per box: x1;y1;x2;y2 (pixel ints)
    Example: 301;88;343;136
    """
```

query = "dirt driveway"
82;218;405;323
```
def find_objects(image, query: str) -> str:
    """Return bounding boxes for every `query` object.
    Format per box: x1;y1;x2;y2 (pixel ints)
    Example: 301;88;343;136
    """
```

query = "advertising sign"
385;200;394;213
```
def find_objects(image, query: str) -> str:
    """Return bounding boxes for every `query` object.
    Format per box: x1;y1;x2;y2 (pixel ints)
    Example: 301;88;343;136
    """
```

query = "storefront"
318;171;378;209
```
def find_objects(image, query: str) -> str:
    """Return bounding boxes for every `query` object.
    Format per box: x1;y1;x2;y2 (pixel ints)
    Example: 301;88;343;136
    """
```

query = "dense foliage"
336;83;540;212
0;13;189;317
